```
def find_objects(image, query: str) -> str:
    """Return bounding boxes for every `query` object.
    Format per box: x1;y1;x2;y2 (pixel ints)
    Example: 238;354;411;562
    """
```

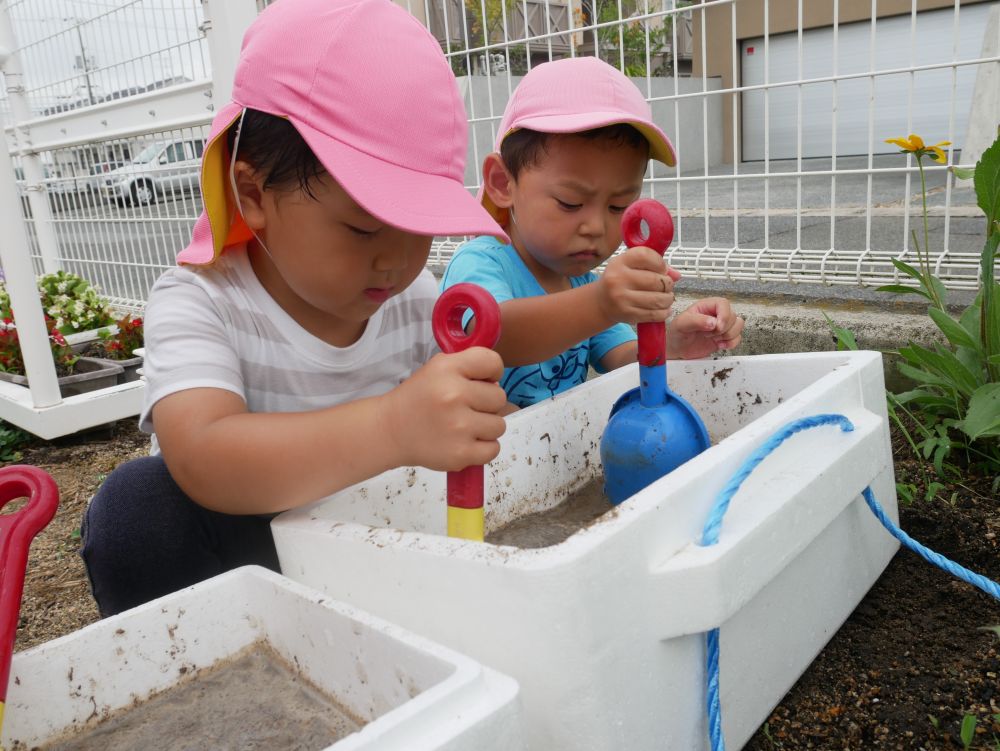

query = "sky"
4;0;209;114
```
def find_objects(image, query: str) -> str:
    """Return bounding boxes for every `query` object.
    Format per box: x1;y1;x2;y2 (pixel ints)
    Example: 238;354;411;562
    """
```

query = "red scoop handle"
622;199;675;367
622;199;674;255
432;284;502;513
0;465;59;702
432;283;501;354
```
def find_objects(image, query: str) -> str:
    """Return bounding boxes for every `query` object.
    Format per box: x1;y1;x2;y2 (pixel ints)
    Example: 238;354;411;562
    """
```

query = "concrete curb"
675;291;945;391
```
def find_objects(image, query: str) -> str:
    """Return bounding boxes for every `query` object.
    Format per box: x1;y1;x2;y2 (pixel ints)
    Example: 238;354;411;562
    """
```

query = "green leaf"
898;345;978;397
925;480;946;501
915;345;980;396
891;258;925;282
876;283;932;299
981;235;1000;379
928;307;981;351
974;131;1000;235
897;483;916;505
897;361;950;389
989;354;1000;365
951;165;976;180
960;713;977;748
959;295;982;340
822;313;858;351
928;275;949;310
957;383;1000;440
906;395;956;410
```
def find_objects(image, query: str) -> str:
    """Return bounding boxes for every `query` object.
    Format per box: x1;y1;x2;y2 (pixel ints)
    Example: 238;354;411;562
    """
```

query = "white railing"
4;0;997;308
0;0;996;434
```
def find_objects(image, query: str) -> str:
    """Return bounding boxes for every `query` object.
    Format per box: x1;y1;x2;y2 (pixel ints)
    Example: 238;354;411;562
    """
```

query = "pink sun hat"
178;0;507;265
480;56;676;223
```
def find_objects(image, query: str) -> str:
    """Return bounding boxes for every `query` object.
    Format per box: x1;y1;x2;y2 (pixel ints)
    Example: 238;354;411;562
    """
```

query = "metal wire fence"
1;0;997;311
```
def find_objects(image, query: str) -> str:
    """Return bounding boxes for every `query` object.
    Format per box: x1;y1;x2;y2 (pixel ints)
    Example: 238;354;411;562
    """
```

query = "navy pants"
81;456;281;617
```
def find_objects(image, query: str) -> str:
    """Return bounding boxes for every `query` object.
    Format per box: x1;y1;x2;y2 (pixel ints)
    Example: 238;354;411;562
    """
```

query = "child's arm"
152;347;507;515
597;297;744;371
495;245;679;366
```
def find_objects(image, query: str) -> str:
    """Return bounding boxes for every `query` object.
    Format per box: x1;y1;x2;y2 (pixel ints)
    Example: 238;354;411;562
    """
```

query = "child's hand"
666;297;745;360
382;348;508;471
598;246;682;325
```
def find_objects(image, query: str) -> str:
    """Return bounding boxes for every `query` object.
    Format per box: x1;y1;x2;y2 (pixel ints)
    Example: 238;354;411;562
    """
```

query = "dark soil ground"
4;420;999;749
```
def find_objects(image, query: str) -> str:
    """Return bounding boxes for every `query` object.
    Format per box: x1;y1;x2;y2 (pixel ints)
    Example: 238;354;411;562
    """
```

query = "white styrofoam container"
3;566;526;751
273;351;899;750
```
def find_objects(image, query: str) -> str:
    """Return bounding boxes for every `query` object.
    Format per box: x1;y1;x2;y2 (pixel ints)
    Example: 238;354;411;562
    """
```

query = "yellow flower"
885;134;951;164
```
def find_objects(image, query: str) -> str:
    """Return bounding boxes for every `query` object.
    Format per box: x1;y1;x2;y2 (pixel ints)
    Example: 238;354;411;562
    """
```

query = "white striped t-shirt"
139;247;440;445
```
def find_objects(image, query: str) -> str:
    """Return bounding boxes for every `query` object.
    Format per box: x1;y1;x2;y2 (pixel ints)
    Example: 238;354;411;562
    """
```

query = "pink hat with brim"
178;0;507;266
480;56;676;224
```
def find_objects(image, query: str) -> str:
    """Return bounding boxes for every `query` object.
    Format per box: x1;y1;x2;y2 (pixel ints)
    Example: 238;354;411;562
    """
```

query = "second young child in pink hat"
442;57;744;410
81;0;509;616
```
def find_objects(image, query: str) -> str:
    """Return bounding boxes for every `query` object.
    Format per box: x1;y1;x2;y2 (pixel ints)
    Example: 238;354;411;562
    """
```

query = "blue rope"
697;414;1000;751
861;487;1000;600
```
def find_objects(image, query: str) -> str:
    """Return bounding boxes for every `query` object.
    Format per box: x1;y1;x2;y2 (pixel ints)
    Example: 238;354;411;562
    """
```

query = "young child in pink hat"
81;0;510;616
441;57;744;410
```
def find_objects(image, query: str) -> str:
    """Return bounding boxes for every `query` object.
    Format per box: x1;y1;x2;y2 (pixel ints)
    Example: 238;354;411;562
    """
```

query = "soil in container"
486;478;613;549
41;642;363;751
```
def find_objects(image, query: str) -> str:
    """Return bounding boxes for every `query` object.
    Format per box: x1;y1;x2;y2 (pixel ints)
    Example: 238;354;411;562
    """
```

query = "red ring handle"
432;283;501;354
621;199;674;256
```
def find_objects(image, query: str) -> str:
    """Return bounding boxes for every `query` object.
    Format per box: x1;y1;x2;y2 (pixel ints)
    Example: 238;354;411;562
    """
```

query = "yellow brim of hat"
199;109;255;263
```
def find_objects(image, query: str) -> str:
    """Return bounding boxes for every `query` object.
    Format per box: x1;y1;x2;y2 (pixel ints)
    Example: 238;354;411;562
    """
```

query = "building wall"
460;74;725;185
693;0;996;163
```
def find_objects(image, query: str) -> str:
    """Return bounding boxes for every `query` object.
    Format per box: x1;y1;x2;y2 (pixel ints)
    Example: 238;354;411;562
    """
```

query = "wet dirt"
10;420;999;747
486;478;613;549
41;642;362;751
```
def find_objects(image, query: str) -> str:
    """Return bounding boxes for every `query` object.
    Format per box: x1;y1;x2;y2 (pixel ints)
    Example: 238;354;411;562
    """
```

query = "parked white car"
100;139;204;206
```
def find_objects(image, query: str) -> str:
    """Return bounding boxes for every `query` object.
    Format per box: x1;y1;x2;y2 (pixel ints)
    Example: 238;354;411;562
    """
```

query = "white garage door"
741;3;995;161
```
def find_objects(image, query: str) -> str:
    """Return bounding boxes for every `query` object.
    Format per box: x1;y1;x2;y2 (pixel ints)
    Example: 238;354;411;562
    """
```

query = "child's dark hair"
227;108;325;195
500;124;648;179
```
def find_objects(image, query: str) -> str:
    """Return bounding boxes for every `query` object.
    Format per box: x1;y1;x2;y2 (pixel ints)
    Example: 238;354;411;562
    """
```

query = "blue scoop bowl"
600;362;710;505
599;199;711;505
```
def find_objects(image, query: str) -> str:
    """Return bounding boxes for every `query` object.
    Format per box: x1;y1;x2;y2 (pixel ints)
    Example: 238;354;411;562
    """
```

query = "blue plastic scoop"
600;199;711;505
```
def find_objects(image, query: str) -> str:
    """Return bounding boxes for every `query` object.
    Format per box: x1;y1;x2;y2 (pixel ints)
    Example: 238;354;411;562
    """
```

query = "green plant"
828;132;1000;484
885;134;1000;476
587;0;672;77
0;315;79;377
0;270;115;336
0;419;30;462
36;270;115;335
96;314;143;360
962;713;979;750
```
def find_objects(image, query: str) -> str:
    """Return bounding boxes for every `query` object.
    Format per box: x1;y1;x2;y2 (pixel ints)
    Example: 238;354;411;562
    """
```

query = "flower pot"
0;356;123;397
114;354;143;384
64;325;117;354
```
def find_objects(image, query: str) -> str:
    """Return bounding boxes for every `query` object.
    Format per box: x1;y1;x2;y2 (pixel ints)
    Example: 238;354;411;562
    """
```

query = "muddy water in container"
42;643;361;751
4;567;527;751
274;352;900;750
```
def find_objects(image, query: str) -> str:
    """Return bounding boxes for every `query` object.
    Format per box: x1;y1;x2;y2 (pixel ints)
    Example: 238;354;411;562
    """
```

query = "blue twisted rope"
697;414;1000;751
861;487;1000;600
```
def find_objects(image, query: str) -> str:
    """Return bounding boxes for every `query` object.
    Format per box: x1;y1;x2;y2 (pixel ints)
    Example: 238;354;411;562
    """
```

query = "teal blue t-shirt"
440;236;635;408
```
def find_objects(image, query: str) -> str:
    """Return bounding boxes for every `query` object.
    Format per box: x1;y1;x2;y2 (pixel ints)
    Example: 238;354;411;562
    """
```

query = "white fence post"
201;0;259;106
0;61;61;408
0;4;62;276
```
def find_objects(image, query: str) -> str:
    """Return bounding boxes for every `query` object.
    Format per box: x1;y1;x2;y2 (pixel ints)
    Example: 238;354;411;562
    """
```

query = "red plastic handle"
622;199;674;256
431;284;502;512
0;465;59;702
622;199;675;367
432;283;501;354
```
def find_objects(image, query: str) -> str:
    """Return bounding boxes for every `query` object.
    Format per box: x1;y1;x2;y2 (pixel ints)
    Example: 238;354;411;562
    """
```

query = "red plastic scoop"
0;465;59;730
431;283;502;541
